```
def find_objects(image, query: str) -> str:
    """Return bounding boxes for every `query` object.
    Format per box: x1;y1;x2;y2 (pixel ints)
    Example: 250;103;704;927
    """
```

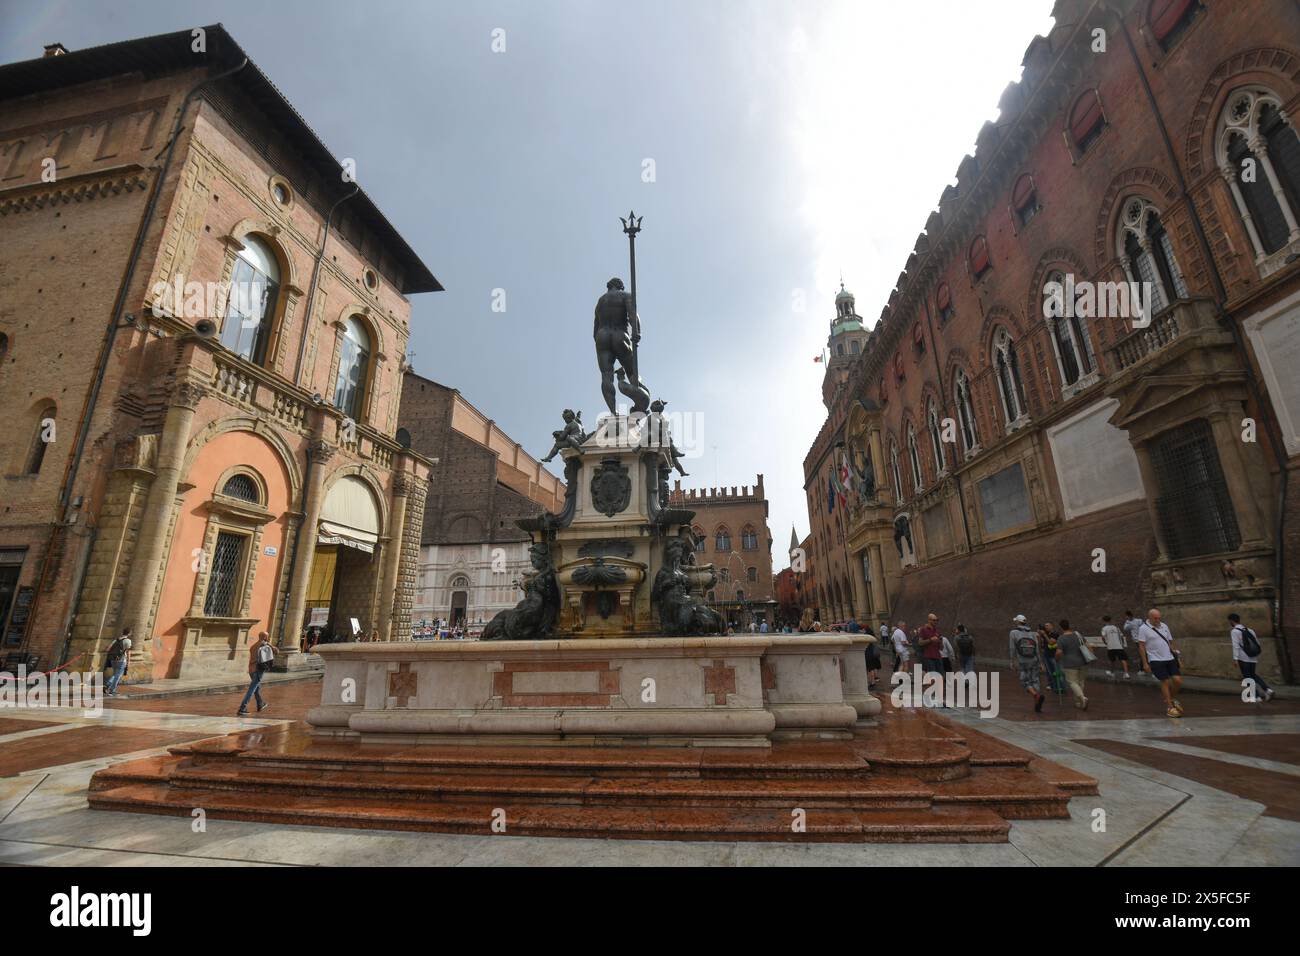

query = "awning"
318;521;377;553
318;476;381;553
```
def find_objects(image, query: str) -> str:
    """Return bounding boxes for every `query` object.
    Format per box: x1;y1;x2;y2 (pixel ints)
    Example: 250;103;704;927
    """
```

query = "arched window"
1068;89;1106;154
836;343;844;357
993;328;1028;429
221;234;281;365
894;351;905;383
692;526;706;552
221;473;260;503
741;527;758;550
968;235;991;280
1012;173;1040;227
1218;88;1300;262
1118;199;1189;317
936;283;954;323
954;368;979;455
1149;0;1202;52
334;316;371;420
906;424;923;490
889;440;904;499
715;528;731;553
926;400;946;475
26;405;56;475
1043;269;1098;390
850;339;860;354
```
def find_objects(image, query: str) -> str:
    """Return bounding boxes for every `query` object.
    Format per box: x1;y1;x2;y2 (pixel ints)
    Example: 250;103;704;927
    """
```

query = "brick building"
669;475;776;628
0;27;439;678
800;0;1300;681
398;371;565;629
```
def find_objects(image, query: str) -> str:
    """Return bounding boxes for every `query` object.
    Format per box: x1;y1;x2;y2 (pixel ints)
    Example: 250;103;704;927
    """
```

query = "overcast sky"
2;0;1055;569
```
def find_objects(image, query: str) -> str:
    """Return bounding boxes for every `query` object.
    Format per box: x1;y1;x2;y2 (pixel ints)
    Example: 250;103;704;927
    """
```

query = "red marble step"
1027;758;1100;795
930;768;1073;819
88;783;1010;843
847;736;971;781
163;760;935;810
87;754;178;791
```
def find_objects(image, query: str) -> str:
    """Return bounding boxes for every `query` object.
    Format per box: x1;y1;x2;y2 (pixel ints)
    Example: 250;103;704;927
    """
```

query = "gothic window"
968;235;991;280
692;526;706;552
1068;89;1106;155
1043;269;1098;391
334;316;371;421
1218;88;1300;262
221;234;281;365
954;368;979;456
715;528;731;553
1012;173;1040;227
1118;199;1189;318
926;400;946;475
907;424;923;490
741;527;758;550
992;328;1028;429
936;283;954;323
889;440;904;499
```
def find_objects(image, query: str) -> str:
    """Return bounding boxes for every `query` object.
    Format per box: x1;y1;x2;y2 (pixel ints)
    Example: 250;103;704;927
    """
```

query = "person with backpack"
103;627;132;697
1055;619;1091;711
1008;614;1046;713
1229;613;1273;702
237;631;276;716
955;624;976;674
1101;614;1130;679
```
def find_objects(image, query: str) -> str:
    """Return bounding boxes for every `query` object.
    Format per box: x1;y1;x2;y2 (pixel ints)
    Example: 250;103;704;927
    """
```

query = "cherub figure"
541;409;589;461
648;398;689;477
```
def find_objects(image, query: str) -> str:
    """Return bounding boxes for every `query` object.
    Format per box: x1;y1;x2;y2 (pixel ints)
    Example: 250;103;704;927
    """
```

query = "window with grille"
203;531;248;617
1149;420;1241;559
222;474;259;502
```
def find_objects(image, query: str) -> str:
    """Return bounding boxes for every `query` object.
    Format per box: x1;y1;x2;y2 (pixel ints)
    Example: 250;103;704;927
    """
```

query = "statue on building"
595;278;651;414
541;409;589;462
851;443;875;500
480;542;561;641
652;538;724;635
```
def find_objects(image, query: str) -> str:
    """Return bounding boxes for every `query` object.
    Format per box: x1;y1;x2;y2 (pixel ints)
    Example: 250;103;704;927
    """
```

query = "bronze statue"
595;277;651;414
541;409;589;462
480;542;561;641
649;399;689;477
652;538;723;636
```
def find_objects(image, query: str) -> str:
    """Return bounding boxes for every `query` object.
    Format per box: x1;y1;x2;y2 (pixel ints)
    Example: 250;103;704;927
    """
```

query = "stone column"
1133;441;1171;561
376;473;411;642
867;542;889;625
279;438;334;653
850;548;872;622
117;381;205;669
1207;410;1270;549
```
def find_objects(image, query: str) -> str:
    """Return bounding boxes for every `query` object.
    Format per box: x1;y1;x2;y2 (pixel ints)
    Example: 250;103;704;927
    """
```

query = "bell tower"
821;281;869;409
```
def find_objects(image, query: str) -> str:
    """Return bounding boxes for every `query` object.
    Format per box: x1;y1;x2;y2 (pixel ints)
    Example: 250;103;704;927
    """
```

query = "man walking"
103;627;132;697
237;631;276;716
1137;608;1183;717
1009;614;1046;713
955;624;976;675
918;613;943;675
891;620;910;675
1229;612;1274;702
1100;614;1130;679
1123;610;1145;676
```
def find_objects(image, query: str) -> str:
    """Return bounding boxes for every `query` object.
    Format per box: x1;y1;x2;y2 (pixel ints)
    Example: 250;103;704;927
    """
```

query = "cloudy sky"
3;0;1054;568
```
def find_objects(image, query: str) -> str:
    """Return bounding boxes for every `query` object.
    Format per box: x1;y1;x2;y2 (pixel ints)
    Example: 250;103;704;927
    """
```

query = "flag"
813;354;824;363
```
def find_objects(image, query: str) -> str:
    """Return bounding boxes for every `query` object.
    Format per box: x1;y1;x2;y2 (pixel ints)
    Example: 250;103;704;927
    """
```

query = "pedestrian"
917;613;943;675
1101;614;1130;679
1039;622;1064;694
847;617;861;634
891;620;910;675
1055;619;1090;711
759;619;769;634
1228;612;1273;702
237;630;275;716
940;633;955;674
955;623;976;675
1009;614;1046;713
1122;610;1144;675
103;627;132;697
368;627;380;644
1136;608;1183;717
864;634;881;688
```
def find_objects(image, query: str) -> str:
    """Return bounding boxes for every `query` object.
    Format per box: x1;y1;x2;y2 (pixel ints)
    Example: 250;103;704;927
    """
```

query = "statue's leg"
597;345;617;415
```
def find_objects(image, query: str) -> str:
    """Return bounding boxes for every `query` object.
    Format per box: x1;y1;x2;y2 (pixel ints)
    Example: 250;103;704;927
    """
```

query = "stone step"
1027;758;1100;795
162;761;936;810
930;767;1073;819
88;783;1011;843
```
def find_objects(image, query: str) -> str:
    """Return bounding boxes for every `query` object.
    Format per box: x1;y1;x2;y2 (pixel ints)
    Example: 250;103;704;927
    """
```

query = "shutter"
1150;0;1193;42
936;283;951;312
1011;173;1035;211
969;235;990;275
1070;91;1103;145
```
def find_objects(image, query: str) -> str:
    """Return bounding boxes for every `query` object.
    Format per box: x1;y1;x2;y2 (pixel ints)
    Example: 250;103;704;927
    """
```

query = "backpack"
1236;625;1262;658
956;633;975;656
255;642;275;672
106;638;125;664
1014;631;1038;661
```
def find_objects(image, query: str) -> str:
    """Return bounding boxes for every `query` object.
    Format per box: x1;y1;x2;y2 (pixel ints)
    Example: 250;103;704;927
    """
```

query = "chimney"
44;43;69;57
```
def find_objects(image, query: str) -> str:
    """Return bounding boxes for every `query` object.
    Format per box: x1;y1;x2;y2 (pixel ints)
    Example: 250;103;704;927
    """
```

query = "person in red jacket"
917;613;943;675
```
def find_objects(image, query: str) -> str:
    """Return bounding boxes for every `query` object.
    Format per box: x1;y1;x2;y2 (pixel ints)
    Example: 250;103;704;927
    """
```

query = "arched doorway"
448;575;470;626
309;476;382;639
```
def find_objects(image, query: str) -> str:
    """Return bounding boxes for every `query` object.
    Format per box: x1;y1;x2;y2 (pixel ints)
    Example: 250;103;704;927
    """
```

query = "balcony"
1105;299;1219;375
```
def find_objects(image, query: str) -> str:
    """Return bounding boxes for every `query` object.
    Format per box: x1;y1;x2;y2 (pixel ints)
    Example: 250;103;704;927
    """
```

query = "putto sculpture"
480;542;561;641
541;409;589;462
652;537;724;635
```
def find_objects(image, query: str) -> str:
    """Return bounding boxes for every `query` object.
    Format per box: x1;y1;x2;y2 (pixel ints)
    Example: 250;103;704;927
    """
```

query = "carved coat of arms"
590;458;632;517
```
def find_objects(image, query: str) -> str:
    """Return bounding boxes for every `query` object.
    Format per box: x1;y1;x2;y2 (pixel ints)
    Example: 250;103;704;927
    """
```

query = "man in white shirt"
1136;607;1183;717
1228;612;1273;702
891;621;910;674
1100;615;1130;679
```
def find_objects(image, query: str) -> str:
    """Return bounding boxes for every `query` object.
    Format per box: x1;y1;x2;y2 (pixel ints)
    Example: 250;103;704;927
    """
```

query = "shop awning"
319;476;380;553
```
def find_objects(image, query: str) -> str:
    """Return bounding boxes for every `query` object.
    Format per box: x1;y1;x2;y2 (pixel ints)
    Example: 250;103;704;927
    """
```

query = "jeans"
960;655;975;675
105;659;127;695
1238;660;1272;696
239;670;265;713
921;657;943;674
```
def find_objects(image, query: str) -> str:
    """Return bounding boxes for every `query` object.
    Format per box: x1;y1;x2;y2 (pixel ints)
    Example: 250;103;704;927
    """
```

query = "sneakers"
1172;699;1185;715
1166;706;1182;718
1081;696;1089;711
1264;688;1275;701
1123;672;1132;680
1034;693;1045;713
1105;670;1114;678
257;702;270;713
236;710;248;717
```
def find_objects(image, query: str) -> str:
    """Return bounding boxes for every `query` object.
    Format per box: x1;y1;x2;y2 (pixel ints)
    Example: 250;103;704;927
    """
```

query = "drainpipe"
33;55;248;660
1114;10;1292;681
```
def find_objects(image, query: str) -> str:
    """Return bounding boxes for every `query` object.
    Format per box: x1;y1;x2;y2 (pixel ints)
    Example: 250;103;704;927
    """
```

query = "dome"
835;283;854;303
